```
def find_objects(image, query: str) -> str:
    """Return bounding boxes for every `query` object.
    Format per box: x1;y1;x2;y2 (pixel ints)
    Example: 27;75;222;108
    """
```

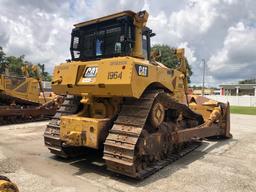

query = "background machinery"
0;65;62;125
0;175;19;192
44;10;231;179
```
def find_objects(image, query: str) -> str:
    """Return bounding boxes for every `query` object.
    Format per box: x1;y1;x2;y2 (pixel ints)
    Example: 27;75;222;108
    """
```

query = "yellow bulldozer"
44;10;231;179
0;65;61;125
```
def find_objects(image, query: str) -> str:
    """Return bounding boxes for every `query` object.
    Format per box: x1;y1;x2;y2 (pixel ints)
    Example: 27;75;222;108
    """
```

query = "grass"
230;106;256;115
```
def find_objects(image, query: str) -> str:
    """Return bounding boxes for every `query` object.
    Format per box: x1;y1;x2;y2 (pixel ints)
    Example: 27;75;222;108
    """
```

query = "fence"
206;95;256;107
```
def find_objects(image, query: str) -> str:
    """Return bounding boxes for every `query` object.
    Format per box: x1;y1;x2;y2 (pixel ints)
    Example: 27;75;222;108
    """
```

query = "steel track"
135;141;201;179
44;95;81;158
103;90;160;178
45;91;203;179
103;90;203;178
0;92;58;126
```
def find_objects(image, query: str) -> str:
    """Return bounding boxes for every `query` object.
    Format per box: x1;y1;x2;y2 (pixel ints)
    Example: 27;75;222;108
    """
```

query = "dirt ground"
0;114;255;192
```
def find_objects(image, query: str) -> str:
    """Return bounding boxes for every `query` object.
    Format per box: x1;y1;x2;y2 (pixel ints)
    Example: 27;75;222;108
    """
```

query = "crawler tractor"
0;65;61;125
44;10;231;179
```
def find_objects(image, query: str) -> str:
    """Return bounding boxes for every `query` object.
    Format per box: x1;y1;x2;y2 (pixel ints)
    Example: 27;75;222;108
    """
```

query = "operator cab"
70;10;154;61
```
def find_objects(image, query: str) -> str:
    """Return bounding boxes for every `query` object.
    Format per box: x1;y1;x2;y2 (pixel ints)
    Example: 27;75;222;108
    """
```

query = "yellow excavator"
0;176;19;192
44;10;231;179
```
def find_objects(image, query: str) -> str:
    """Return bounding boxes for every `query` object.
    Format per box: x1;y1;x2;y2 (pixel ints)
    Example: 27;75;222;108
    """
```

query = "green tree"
151;44;178;68
0;46;52;81
0;47;5;62
151;44;193;82
0;47;7;73
184;58;193;83
239;78;256;84
37;63;52;81
5;55;26;76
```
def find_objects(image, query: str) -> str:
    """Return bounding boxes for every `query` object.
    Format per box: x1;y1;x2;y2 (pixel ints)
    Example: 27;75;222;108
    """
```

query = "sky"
0;0;255;87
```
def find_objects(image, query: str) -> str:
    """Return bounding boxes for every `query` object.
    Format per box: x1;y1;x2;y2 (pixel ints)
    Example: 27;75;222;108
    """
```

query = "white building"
220;84;256;96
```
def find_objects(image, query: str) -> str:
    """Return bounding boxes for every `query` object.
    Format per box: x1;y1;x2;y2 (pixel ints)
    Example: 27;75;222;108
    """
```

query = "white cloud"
0;0;72;72
0;0;255;86
208;22;256;83
169;0;219;36
178;42;197;64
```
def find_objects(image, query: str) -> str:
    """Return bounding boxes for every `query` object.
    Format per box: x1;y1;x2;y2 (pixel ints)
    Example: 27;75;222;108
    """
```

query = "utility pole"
202;59;206;96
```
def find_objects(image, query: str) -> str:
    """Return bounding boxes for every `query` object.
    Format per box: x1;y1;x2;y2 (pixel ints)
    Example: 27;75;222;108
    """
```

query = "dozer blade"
223;102;232;138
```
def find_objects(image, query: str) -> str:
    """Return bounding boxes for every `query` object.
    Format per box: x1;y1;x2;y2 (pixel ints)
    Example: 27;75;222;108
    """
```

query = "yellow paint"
133;11;149;58
0;74;54;104
0;179;19;192
60;115;110;149
51;9;228;150
52;56;186;102
189;100;221;122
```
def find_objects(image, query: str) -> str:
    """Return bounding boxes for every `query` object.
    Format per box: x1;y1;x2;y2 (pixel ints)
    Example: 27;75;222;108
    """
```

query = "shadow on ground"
50;137;237;187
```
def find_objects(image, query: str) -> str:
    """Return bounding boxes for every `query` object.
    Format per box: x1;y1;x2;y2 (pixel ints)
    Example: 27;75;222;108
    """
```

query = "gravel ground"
0;114;255;192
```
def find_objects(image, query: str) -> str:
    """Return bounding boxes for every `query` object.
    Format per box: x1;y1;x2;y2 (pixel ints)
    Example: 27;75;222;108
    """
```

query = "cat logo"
135;64;148;77
83;66;98;78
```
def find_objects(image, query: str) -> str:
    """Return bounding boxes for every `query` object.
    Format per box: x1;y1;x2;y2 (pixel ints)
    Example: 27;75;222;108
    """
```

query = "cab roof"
74;10;136;28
